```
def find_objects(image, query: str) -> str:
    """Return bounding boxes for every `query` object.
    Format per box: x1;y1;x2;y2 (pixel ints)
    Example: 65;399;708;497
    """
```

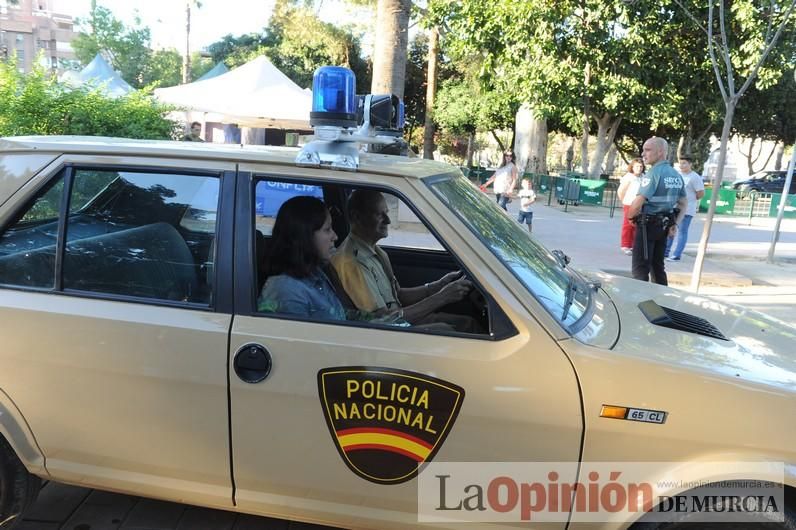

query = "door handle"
233;343;272;383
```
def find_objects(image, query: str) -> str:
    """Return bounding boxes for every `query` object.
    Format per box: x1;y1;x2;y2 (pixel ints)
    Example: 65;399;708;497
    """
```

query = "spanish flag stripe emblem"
337;431;432;461
336;426;433;450
343;443;425;462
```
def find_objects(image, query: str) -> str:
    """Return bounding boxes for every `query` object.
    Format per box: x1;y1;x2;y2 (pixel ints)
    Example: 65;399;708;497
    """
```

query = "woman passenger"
257;196;345;320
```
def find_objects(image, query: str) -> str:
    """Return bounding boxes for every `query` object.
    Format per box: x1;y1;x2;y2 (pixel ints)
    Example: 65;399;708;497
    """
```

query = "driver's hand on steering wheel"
439;270;464;287
438;277;472;304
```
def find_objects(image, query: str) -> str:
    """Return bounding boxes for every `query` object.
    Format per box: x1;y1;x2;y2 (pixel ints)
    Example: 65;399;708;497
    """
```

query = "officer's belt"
640;212;675;225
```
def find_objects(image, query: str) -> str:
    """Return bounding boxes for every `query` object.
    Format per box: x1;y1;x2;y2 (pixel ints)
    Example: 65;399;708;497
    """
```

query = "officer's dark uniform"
632;161;685;286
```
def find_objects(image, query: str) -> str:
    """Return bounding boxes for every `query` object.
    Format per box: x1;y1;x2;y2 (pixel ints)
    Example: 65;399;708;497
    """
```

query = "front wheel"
0;436;41;528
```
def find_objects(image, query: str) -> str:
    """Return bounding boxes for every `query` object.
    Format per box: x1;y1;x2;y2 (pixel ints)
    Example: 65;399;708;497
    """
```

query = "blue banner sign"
255;181;324;216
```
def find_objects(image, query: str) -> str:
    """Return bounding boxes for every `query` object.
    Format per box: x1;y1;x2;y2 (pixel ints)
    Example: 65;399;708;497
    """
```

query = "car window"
376;193;443;251
427;172;592;332
0;168;221;305
0;176;64;288
253;179;491;336
62;169;221;304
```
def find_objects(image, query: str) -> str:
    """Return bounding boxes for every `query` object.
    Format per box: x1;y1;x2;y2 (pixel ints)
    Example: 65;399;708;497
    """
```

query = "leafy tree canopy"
207;0;370;91
434;62;518;136
72;4;152;88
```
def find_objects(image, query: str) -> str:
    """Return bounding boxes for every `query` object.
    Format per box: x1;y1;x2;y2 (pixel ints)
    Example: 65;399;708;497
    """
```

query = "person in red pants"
617;158;644;255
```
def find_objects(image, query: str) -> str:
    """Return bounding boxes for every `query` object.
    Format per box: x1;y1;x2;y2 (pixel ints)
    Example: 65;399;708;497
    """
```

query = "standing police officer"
628;137;687;285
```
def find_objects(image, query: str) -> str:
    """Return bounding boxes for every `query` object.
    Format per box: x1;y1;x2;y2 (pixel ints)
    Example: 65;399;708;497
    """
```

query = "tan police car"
0;78;794;530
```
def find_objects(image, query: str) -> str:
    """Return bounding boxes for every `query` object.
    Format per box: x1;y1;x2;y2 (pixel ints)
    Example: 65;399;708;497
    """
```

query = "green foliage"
190;53;215;81
428;0;796;167
434;80;477;134
403;34;432;145
0;61;179;139
72;5;152;88
208;33;269;69
735;70;796;145
140;49;182;88
433;63;518;136
206;0;370;91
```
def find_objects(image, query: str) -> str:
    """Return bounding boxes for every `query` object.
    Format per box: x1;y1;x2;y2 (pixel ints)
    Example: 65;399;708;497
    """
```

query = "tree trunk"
605;143;618;176
371;0;411;98
465;131;475;167
422;27;439;160
775;141;784;170
566;137;575;171
690;102;736;292
182;1;191;84
514;104;547;175
580;62;591;175
587;112;621;179
490;130;505;153
742;136;762;174
580;110;590;175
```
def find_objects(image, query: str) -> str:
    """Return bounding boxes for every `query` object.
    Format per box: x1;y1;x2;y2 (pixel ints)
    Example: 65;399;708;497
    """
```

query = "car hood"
588;272;796;392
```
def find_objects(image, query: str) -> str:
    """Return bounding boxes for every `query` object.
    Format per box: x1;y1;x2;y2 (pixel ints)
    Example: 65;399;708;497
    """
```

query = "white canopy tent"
154;56;312;129
59;54;134;98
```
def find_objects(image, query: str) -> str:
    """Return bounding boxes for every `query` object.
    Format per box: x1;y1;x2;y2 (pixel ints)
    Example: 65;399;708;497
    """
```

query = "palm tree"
370;0;411;98
182;0;202;83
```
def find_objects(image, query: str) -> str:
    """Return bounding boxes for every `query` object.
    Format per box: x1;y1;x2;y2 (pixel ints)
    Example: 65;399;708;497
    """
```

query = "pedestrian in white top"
481;150;518;210
617;158;644;255
517;177;536;232
665;156;705;261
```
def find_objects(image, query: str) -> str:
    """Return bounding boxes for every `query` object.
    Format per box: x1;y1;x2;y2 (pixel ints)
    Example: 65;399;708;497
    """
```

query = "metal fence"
527;173;620;217
464;166;795;222
698;187;796;222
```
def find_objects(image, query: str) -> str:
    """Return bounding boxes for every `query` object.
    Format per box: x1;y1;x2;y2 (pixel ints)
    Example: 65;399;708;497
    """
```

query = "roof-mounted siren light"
297;66;360;170
297;65;409;169
310;66;357;130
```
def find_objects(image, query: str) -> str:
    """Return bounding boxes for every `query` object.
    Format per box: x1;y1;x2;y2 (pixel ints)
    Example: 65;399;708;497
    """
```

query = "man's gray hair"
649;136;669;158
347;189;384;219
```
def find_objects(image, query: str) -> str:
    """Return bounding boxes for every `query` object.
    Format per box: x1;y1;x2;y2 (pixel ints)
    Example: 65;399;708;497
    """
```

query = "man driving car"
331;189;478;332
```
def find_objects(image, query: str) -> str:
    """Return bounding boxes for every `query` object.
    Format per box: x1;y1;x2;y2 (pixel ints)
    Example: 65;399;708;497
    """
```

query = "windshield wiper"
561;274;578;321
552;249;571;268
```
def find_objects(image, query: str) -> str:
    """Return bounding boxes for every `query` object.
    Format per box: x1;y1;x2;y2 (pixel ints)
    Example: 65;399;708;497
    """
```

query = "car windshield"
426;172;592;331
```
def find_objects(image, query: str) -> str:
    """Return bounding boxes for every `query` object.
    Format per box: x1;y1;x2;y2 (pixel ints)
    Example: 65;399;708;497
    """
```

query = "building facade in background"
0;0;78;73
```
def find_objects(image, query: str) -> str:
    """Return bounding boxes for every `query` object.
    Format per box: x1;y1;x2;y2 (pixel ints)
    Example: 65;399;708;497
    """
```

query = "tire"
0;436;41;528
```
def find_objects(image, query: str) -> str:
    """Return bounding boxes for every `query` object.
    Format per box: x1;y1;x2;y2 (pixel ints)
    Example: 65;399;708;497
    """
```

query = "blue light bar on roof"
310;66;357;128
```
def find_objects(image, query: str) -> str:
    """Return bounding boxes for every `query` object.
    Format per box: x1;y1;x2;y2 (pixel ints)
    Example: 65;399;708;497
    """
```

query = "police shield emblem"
318;367;465;484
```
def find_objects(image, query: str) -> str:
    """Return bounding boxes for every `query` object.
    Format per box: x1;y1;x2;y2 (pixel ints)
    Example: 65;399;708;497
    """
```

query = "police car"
0;67;793;529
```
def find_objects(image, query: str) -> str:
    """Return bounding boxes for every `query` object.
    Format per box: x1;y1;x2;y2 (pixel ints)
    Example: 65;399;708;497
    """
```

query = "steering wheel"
461;276;488;318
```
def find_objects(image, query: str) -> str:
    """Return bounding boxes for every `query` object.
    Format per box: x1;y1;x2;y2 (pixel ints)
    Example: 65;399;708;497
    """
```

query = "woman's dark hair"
500;151;515;168
627;157;645;173
264;196;329;278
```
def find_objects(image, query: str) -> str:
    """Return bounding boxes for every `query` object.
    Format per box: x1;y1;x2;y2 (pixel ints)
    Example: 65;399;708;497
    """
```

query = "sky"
51;0;289;52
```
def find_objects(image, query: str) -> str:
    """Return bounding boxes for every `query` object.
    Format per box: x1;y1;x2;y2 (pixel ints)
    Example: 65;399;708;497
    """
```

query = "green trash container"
576;178;607;205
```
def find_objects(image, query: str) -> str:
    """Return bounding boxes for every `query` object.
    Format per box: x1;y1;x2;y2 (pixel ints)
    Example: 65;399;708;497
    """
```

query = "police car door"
227;168;582;529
